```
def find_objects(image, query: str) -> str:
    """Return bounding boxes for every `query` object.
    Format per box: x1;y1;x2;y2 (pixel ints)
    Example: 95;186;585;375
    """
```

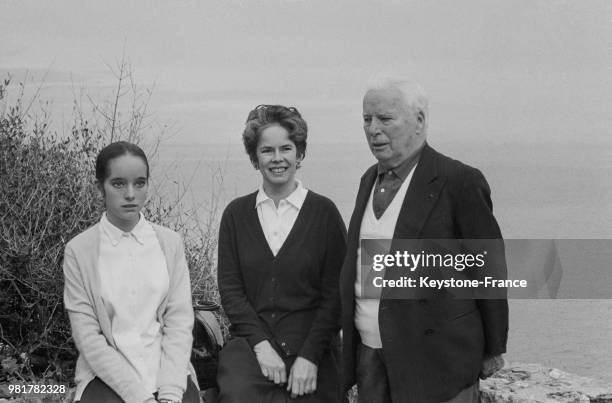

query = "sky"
1;0;611;146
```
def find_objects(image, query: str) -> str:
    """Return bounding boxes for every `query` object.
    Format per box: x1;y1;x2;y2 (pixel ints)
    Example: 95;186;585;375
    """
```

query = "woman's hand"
287;356;317;398
253;340;287;385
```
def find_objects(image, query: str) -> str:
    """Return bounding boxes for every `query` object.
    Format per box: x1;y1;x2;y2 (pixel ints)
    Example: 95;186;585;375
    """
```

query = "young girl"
63;141;199;403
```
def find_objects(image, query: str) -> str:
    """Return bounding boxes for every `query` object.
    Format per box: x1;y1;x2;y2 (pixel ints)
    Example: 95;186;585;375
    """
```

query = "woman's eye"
135;181;147;188
111;182;124;188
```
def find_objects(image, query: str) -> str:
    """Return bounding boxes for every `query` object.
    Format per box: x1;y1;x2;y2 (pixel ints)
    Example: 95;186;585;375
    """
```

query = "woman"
63;141;199;403
217;105;347;402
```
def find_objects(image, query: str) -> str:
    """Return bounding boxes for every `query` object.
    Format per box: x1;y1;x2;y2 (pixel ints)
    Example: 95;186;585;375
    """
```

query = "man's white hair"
365;73;429;120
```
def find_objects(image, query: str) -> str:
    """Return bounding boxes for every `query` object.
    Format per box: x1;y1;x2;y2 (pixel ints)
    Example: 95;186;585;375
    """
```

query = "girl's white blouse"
98;213;169;394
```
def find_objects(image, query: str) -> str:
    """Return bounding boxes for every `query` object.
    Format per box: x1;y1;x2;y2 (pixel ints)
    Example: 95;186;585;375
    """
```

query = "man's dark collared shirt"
372;151;421;219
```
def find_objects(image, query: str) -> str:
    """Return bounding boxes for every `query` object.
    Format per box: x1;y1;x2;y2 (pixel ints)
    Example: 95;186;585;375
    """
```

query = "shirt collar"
377;144;424;182
255;179;308;209
100;212;147;246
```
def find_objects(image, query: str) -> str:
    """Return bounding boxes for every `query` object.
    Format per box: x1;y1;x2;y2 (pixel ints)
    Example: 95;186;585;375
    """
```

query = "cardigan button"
424;328;434;336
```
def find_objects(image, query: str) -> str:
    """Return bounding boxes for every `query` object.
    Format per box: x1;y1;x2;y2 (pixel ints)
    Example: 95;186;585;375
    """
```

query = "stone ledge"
2;364;611;402
481;363;612;403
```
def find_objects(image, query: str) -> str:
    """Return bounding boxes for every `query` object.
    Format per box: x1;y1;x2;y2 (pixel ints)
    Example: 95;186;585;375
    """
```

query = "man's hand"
253;340;287;384
287;356;317;398
480;354;504;379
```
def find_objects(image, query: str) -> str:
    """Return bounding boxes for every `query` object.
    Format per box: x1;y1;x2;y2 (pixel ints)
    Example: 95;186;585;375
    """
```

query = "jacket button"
271;313;276;318
281;342;286;346
424;328;434;336
418;299;427;305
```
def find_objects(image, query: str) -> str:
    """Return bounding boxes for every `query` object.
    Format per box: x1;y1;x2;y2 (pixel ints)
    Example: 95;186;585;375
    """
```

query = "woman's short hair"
242;104;308;165
95;141;150;183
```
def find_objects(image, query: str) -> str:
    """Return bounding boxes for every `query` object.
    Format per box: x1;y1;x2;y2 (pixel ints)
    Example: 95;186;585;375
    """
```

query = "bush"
0;77;102;381
0;70;221;384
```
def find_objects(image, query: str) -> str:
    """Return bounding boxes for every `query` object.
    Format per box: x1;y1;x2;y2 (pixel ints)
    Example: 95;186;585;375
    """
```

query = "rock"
480;363;612;402
549;369;563;380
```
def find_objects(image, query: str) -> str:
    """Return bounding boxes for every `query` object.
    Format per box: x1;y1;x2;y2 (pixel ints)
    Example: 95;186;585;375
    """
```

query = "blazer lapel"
347;165;378;252
393;144;445;239
342;165;378;291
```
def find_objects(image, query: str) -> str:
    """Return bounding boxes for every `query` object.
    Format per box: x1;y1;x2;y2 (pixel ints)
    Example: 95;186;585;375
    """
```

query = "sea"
157;140;612;382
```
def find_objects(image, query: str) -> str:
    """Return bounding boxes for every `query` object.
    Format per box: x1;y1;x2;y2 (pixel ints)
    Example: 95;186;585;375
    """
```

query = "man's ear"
416;110;426;134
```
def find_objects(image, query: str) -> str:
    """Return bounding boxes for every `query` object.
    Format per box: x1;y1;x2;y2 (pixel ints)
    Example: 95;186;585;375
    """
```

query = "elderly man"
340;75;508;403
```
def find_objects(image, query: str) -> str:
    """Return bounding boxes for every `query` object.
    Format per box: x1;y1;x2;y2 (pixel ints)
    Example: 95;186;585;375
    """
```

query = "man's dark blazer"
340;143;508;403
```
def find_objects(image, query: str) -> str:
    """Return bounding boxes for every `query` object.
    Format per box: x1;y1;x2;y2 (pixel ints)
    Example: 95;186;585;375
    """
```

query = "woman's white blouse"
256;180;308;256
98;213;169;394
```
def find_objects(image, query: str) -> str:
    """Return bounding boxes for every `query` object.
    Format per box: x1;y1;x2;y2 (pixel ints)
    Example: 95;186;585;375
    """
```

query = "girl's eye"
111;181;124;188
